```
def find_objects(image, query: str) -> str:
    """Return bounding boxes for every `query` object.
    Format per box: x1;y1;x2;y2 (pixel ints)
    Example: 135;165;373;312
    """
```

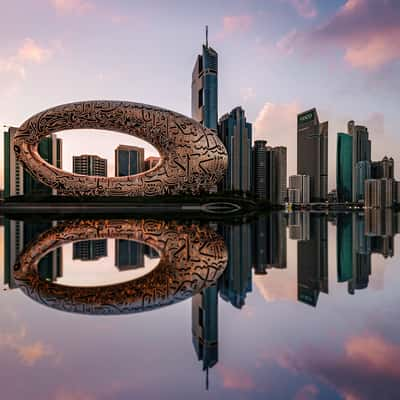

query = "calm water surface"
1;211;399;400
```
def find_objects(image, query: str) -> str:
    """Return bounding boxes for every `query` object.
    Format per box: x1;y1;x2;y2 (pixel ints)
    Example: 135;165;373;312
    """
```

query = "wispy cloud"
0;38;54;79
217;15;253;40
51;0;95;16
315;0;400;70
217;364;256;390
276;29;298;55
282;0;317;18
0;326;60;366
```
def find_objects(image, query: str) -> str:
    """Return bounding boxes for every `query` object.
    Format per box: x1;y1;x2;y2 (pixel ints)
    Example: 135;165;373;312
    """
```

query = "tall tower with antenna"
191;26;218;131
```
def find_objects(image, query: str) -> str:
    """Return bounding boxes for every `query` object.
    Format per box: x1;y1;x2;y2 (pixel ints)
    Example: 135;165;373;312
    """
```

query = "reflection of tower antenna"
206;367;209;391
205;25;208;47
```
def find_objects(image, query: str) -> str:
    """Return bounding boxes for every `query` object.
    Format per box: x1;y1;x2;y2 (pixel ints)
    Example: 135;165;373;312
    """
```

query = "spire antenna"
205;25;209;47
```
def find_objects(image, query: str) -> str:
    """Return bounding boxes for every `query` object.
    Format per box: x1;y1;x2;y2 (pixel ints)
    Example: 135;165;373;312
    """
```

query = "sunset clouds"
316;0;400;69
0;38;53;79
51;0;95;16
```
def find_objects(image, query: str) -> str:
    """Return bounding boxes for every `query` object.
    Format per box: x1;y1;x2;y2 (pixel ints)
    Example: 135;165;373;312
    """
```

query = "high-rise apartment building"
288;175;310;204
191;31;218;131
115;240;145;270
268;146;287;205
4;127;62;197
336;132;353;202
348;121;371;202
73;154;107;176
115;145;145;177
73;240;107;261
252;141;287;205
144;156;160;171
297;108;328;202
252;140;267;199
218;107;252;192
365;178;394;208
371;156;394;179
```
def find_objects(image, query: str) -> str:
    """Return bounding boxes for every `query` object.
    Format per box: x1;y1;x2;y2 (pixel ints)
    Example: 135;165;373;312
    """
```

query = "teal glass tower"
336;132;353;202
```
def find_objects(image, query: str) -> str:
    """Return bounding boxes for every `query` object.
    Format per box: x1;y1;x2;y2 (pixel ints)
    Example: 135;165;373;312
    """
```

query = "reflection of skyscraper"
15;222;63;282
115;240;144;270
73;240;107;261
218;107;252;192
288;212;310;241
191;285;218;383
348;213;371;294
73;154;107;176
252;214;287;274
297;213;328;306
191;29;218;131
219;224;252;308
297;109;328;202
336;213;353;282
4;219;24;289
115;145;145;176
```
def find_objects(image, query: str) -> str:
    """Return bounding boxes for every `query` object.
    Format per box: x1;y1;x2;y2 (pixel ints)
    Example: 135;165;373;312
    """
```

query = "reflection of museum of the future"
3;210;400;383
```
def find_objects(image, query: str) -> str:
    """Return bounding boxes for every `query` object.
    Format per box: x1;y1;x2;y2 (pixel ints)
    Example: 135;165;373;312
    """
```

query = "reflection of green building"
337;214;353;282
336;133;353;202
4;220;62;289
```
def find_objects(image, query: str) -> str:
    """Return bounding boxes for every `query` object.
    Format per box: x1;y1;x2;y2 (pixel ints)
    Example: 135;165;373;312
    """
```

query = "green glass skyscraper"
337;132;353;202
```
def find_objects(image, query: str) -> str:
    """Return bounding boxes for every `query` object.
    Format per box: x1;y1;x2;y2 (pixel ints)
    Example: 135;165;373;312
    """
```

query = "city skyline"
1;1;399;190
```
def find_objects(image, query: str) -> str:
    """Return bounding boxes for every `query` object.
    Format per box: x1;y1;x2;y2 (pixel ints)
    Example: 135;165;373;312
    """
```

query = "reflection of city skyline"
3;211;400;389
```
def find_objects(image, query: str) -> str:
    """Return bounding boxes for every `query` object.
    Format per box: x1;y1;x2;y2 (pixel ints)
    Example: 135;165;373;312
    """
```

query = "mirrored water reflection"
1;211;400;399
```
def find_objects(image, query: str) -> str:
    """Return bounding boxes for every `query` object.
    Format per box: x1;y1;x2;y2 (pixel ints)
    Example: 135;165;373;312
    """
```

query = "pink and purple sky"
1;0;399;188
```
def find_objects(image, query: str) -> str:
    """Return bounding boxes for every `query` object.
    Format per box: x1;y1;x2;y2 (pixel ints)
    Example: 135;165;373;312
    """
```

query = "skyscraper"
73;154;107;176
144;156;160;171
267;146;287;205
4;127;23;198
73;240;107;261
252;141;287;204
297;109;328;202
252;140;267;199
288;175;310;204
336;132;353;202
218;107;252;192
191;29;218;131
348;121;371;202
115;145;145;177
115;240;145;270
4;127;62;197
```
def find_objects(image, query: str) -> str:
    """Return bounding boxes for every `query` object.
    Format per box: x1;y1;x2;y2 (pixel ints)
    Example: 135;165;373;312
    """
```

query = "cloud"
0;326;59;366
18;38;52;63
314;0;400;70
217;364;255;390
240;87;256;102
276;29;298;55
294;384;319;400
51;0;95;16
254;101;300;178
283;0;317;18
218;15;253;40
54;389;96;400
281;334;400;400
254;272;297;303
0;38;54;80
